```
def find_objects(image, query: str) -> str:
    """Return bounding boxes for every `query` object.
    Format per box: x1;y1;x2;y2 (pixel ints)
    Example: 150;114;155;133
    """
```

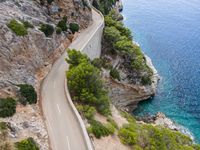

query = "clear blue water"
122;0;200;143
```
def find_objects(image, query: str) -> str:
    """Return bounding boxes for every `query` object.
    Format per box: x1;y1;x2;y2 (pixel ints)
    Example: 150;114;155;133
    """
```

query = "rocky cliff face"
103;56;159;111
0;0;92;96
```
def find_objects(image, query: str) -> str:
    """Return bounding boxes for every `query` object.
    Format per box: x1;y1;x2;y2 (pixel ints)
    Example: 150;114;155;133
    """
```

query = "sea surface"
122;0;200;142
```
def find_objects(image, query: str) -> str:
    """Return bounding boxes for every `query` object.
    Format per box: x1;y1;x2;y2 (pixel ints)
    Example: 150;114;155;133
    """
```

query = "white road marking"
66;136;71;150
57;104;61;114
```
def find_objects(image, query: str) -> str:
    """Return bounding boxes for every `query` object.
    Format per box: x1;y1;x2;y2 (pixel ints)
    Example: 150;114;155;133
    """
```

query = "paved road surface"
41;9;103;150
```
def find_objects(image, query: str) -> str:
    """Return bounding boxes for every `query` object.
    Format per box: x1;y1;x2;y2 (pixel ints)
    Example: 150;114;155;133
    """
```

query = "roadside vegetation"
66;49;110;116
65;50;200;149
66;49;118;138
18;84;37;105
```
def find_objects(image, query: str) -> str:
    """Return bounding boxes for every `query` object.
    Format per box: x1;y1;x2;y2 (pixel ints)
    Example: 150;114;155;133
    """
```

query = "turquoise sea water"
122;0;200;142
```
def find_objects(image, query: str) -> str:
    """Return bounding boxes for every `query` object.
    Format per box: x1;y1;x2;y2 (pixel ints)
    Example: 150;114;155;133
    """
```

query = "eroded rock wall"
0;0;92;96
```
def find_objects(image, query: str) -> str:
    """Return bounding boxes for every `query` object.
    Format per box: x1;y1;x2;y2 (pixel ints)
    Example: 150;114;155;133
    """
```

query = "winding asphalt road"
41;9;103;150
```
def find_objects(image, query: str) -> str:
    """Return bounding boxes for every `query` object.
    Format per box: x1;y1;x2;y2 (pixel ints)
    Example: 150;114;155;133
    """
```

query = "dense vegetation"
66;49;110;115
7;19;28;36
87;120;115;138
102;10;153;85
66;49;119;138
40;23;54;37
0;98;16;118
69;23;80;34
18;84;37;105
57;16;68;32
119;112;200;150
15;138;39;150
92;0;118;15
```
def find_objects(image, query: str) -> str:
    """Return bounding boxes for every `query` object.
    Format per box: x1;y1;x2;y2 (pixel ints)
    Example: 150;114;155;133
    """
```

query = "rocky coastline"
101;0;160;112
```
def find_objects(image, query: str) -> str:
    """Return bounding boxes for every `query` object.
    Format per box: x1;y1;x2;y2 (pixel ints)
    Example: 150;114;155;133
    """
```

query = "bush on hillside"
89;120;114;138
107;117;118;129
7;19;28;36
47;0;54;4
67;61;110;115
66;49;89;68
110;68;121;81
18;84;37;105
15;137;39;150
66;49;110;115
40;23;54;37
91;58;104;69
77;104;96;120
57;17;68;31
92;0;117;15
0;98;16;118
104;26;121;46
118;121;200;150
69;23;79;34
56;27;62;34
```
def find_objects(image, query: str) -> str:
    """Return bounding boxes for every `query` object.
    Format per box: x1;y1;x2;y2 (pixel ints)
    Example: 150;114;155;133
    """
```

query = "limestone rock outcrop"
103;55;159;111
0;0;92;96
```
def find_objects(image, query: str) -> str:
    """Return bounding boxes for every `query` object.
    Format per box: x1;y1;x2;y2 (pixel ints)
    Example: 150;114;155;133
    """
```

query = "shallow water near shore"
121;0;200;142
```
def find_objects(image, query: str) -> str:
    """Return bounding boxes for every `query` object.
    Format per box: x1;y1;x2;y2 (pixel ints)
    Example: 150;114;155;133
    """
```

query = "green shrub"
92;0;117;15
105;123;115;134
63;16;68;22
7;19;28;36
18;84;37;105
110;68;121;81
66;49;89;68
66;49;110;115
40;23;54;37
104;26;121;46
15;137;39;150
57;19;68;31
89;120;113;138
91;58;104;69
141;76;152;85
47;0;54;4
22;21;34;29
107;117;118;129
118;127;137;145
0;98;16;118
113;37;134;54
118;121;200;150
67;61;110;115
56;27;62;34
120;111;136;124
77;105;96;120
69;23;79;34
